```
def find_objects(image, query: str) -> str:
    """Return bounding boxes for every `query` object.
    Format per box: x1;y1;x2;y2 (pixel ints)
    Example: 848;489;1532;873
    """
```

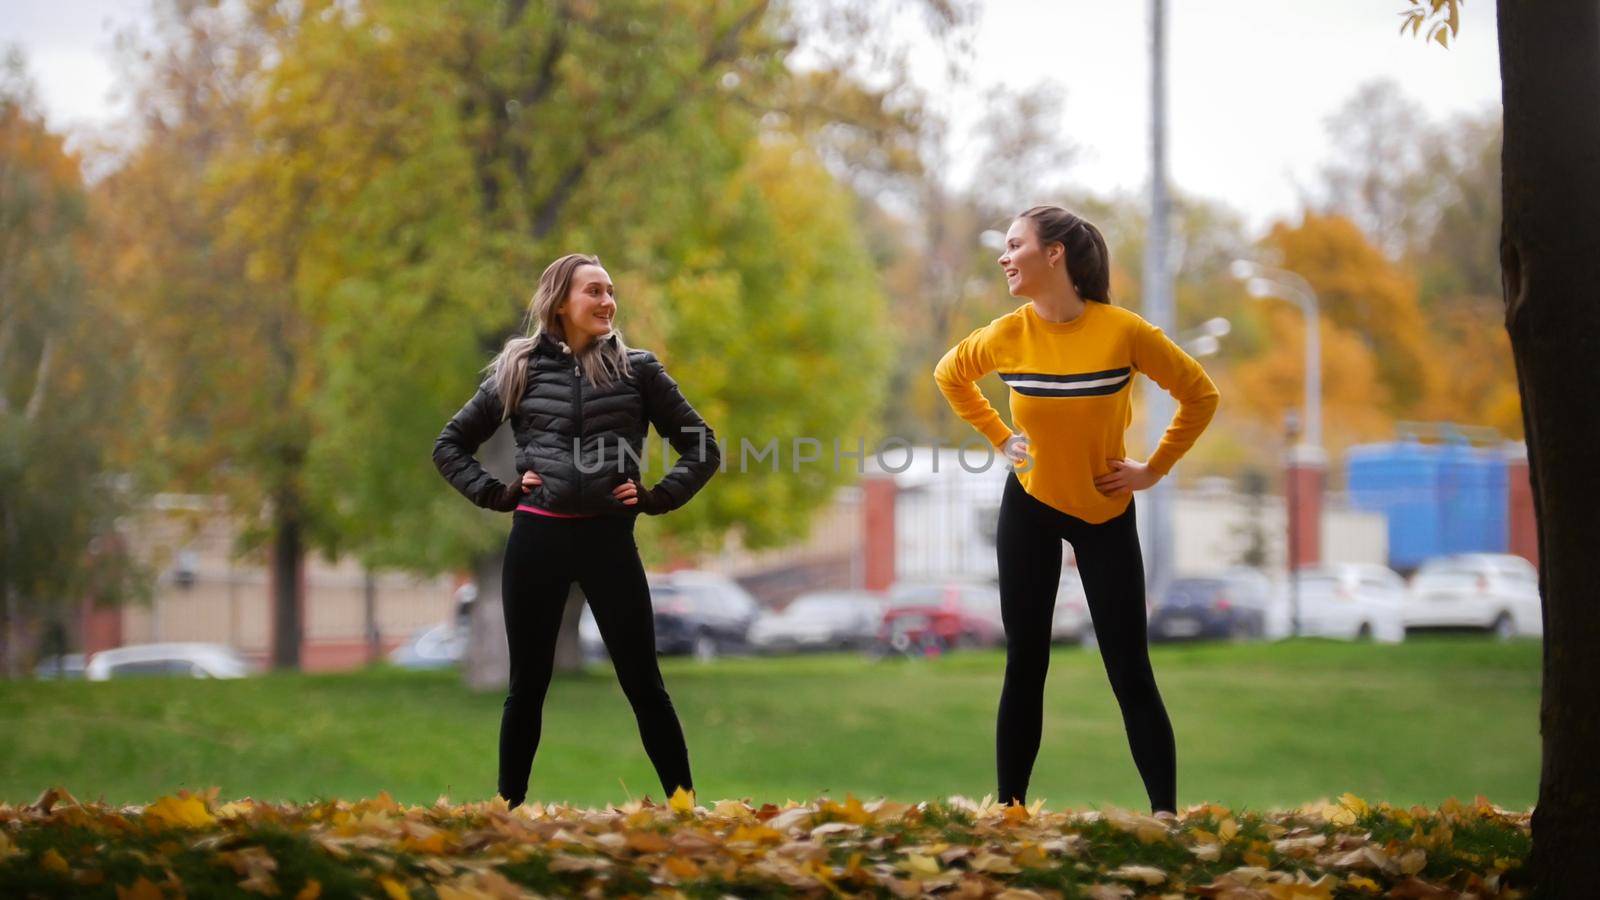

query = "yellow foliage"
144;794;216;830
3;788;1530;897
668;786;696;815
40;847;70;874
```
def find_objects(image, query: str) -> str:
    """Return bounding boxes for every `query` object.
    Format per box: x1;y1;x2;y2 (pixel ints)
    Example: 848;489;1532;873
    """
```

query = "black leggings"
995;471;1176;812
497;511;693;805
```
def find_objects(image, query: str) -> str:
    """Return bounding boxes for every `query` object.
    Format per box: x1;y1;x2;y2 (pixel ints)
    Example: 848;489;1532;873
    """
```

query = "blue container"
1345;438;1509;571
1347;441;1440;571
1442;444;1507;553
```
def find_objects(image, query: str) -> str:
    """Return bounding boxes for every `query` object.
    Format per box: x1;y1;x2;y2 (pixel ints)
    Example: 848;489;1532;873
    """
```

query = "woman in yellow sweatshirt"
934;205;1220;813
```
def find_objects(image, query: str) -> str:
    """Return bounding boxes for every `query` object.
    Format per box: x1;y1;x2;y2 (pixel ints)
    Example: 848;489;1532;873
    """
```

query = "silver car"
1273;564;1408;643
1405;553;1541;639
748;592;884;653
85;643;253;680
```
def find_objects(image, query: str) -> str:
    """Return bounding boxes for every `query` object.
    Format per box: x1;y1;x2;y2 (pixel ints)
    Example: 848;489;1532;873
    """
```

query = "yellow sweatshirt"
934;300;1220;524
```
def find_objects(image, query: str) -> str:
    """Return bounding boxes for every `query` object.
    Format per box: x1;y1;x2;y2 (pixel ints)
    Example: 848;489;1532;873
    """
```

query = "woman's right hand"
520;470;542;491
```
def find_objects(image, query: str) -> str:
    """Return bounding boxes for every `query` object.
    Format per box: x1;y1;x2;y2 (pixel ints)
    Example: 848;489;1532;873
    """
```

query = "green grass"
0;636;1538;812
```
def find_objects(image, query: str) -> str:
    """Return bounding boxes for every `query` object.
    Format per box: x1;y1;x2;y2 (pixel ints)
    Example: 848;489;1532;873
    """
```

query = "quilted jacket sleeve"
637;352;721;514
432;380;518;511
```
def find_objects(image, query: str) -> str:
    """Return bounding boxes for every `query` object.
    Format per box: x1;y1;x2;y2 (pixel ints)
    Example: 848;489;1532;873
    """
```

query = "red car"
876;581;1004;656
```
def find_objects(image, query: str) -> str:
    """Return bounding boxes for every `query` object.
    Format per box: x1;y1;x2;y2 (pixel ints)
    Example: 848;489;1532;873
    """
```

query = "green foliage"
638;136;893;553
103;0;896;575
0;51;149;664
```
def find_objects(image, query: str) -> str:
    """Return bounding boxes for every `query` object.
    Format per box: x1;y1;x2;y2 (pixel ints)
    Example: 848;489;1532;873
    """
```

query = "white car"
389;621;468;669
1273;564;1407;643
748;592;884;653
1405;553;1541;639
85;643;253;680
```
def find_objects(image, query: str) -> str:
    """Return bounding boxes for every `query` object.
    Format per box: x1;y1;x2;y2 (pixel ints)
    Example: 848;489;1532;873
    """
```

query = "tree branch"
23;334;52;422
518;3;568;109
503;0;530;28
0;314;11;416
530;1;771;238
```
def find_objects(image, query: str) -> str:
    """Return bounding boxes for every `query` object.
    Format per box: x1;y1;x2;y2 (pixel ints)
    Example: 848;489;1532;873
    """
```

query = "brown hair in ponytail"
1017;206;1113;304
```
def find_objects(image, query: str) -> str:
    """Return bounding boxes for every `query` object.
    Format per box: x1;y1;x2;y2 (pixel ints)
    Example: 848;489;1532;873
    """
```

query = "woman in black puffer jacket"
432;253;720;809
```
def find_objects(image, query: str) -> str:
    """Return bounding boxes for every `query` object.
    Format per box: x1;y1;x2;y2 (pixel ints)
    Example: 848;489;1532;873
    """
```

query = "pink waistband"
516;504;596;519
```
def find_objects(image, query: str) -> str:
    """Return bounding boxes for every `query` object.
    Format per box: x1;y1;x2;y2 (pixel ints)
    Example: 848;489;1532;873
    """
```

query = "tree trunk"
1;501;16;680
465;548;507;692
551;589;585;672
270;497;304;670
465;548;587;693
364;567;380;665
1497;3;1600;892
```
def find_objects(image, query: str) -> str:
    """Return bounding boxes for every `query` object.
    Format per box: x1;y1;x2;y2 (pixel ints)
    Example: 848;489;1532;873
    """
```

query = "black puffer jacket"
433;332;721;517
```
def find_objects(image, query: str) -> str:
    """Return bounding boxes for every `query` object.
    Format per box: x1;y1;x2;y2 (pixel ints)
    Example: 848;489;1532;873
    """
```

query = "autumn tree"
1314;78;1516;435
104;0;962;674
97;3;318;669
1262;213;1437;413
1317;79;1436;258
0;50;146;677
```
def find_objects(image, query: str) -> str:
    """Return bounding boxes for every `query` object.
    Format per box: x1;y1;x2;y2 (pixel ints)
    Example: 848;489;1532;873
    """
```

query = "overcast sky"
4;0;1502;234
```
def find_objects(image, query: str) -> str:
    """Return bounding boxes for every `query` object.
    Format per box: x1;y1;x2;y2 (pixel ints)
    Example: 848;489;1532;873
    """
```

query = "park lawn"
1;636;1538;812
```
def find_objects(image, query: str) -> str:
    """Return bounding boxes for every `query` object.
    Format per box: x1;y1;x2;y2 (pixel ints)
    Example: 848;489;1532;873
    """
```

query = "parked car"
389;621;468;669
1148;568;1273;642
748;591;884;653
85;643;253;680
889;580;1005;628
1275;564;1407;643
33;653;87;680
876;580;1004;655
1405;553;1541;639
581;570;759;662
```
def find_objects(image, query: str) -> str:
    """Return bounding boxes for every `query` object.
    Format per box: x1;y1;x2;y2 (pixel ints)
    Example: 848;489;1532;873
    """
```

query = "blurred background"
1;0;1534;811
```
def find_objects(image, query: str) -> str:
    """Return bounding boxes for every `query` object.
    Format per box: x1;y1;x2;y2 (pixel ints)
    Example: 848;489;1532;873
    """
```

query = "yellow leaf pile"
0;788;1530;897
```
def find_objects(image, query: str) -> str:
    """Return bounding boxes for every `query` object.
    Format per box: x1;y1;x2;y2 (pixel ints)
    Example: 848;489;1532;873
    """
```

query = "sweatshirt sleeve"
934;322;1015;449
1131;318;1221;476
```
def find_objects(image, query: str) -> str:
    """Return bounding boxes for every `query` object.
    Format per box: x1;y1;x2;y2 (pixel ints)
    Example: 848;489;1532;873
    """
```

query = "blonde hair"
484;253;633;420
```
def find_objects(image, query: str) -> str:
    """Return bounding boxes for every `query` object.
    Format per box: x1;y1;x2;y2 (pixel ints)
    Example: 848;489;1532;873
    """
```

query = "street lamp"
1180;317;1231;358
1233;260;1324;639
1229;260;1322;451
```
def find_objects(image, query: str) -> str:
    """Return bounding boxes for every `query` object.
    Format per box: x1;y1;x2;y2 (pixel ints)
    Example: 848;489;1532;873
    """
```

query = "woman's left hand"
1094;458;1161;496
614;479;640;506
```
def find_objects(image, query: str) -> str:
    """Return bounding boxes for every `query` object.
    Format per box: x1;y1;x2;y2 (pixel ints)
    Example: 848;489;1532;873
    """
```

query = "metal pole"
1286;414;1302;637
1142;0;1177;607
1302;292;1322;451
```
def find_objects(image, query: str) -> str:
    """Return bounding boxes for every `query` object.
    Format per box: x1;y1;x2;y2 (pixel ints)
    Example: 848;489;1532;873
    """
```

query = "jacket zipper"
571;360;584;506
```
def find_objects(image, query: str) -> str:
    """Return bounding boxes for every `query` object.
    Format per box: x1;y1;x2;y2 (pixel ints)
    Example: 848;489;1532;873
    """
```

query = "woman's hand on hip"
614;478;640;506
1002;433;1032;468
520;470;542;490
1094;457;1160;496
